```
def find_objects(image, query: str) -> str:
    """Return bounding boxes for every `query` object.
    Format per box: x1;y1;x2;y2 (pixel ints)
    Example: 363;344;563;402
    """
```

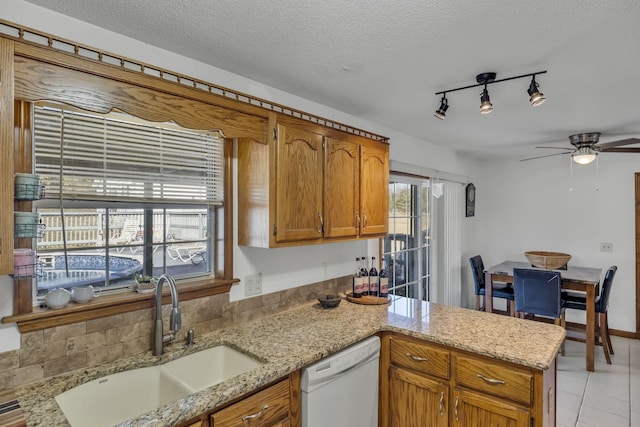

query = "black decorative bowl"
318;294;342;309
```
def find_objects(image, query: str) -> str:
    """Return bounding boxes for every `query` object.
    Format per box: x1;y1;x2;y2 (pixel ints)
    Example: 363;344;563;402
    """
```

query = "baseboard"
565;321;638;339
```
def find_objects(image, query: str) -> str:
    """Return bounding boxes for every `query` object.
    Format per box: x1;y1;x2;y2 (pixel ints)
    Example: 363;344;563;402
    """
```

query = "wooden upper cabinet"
275;124;324;243
238;114;389;248
360;142;389;236
324;137;360;238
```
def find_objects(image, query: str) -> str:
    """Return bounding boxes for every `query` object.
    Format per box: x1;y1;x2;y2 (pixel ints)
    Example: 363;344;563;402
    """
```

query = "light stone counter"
13;296;565;427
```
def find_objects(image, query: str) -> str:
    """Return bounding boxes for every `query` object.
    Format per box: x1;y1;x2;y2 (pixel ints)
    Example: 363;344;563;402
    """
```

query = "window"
32;104;224;297
382;176;430;300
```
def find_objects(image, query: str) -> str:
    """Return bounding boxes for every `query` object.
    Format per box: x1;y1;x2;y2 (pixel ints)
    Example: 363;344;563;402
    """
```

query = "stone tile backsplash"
0;276;350;391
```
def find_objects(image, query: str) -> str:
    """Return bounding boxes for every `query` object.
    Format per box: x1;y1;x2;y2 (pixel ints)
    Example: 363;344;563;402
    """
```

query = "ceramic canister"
13;249;36;277
14;173;41;200
14;212;40;238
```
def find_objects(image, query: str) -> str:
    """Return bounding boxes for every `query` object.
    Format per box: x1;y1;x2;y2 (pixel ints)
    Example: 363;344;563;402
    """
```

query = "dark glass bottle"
352;257;363;297
369;256;379;297
360;256;369;296
379;259;389;297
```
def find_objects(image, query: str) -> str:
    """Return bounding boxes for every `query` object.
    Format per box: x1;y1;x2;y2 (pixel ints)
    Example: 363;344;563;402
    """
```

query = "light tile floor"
557;336;640;427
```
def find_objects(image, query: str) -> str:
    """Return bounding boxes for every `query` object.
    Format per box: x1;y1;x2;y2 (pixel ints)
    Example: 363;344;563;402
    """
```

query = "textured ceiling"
20;0;640;160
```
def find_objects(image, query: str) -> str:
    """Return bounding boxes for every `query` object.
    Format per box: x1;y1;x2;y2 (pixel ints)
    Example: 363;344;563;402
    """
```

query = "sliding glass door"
382;175;430;301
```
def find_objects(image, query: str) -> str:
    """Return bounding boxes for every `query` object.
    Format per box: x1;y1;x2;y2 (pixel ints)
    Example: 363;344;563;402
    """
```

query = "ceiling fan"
521;132;640;164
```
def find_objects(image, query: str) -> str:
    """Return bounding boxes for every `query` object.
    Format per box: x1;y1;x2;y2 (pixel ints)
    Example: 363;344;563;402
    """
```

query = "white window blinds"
34;105;224;205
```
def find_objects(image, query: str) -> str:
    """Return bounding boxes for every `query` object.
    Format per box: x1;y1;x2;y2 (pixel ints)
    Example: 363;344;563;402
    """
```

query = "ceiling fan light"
572;147;597;165
434;95;449;120
527;77;546;106
479;87;493;114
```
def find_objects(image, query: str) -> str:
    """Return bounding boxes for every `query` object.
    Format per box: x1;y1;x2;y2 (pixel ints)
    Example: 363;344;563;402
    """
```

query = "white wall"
465;154;636;333
0;0;471;349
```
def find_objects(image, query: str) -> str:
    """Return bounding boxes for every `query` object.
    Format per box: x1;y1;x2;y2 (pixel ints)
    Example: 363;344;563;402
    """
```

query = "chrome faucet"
153;274;181;356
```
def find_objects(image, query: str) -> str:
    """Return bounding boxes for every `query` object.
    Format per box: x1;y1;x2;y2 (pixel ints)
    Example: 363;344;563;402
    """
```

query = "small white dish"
71;285;101;303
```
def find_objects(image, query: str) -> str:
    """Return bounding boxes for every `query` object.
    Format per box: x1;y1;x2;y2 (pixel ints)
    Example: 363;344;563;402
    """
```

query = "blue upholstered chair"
469;255;515;316
563;266;617;364
513;268;566;354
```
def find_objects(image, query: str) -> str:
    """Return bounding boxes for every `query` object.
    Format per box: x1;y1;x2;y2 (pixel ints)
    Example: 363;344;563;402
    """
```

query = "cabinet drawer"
390;336;450;379
212;379;290;426
454;355;532;405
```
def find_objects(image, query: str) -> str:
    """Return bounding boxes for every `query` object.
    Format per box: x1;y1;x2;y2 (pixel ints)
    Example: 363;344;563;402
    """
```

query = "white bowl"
45;288;71;309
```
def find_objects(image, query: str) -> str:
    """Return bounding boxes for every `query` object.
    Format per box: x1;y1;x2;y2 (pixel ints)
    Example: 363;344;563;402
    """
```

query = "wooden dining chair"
563;265;617;364
513;268;566;355
469;255;515;316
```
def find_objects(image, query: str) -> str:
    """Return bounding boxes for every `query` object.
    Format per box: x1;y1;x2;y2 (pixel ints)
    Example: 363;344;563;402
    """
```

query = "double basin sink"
55;345;264;427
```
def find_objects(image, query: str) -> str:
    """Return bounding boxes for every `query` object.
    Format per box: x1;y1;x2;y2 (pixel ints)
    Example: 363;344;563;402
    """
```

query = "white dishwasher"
301;336;380;427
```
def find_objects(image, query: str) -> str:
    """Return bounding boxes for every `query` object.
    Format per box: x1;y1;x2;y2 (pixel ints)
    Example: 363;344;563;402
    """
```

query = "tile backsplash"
0;276;350;390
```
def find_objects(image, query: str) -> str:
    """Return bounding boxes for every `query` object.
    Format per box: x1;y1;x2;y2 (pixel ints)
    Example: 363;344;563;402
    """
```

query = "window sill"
1;278;238;333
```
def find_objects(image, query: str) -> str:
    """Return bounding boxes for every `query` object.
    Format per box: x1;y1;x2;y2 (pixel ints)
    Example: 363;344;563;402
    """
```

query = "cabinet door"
389;366;448;427
275;124;324;243
324;137;359;238
452;388;530;427
360;142;389;236
211;379;290;426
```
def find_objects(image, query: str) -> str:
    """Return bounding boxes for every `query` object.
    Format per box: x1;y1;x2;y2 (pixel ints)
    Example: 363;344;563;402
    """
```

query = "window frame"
4;101;236;333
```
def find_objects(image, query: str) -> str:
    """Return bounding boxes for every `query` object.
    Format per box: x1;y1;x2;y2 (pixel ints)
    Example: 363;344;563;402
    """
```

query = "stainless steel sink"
55;345;263;427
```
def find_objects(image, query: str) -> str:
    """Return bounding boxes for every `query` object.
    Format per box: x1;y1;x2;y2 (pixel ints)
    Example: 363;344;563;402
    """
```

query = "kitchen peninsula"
9;296;563;427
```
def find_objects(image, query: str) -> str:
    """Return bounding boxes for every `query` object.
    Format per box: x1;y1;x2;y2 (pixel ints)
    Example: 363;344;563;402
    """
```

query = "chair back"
469;256;485;295
597;265;617;313
513;268;562;318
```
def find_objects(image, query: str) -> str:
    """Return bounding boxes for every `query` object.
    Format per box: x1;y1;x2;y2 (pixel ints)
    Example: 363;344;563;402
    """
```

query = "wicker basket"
524;251;572;270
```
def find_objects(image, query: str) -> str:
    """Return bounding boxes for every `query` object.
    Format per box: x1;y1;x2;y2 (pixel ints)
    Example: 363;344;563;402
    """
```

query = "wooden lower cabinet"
452;388;530;427
211;379;292;427
389;366;448;427
380;333;556;427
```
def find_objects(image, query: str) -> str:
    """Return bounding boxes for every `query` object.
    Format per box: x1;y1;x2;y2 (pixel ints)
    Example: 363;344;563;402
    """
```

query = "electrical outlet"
244;273;262;297
600;242;613;253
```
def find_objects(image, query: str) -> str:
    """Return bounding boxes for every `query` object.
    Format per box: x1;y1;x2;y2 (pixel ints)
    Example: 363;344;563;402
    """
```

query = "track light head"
527;76;545;106
434;94;449;120
479;86;493;114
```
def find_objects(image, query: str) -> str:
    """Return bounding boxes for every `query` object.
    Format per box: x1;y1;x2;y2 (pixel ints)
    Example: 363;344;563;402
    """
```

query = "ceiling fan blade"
596;138;640;150
520;151;573;161
597;147;640;153
535;146;574;150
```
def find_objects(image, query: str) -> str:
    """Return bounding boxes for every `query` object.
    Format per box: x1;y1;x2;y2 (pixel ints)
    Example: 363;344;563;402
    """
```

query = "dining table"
484;260;603;372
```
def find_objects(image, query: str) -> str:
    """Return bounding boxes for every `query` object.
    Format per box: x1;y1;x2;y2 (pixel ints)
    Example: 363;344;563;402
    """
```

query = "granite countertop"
13;296;565;427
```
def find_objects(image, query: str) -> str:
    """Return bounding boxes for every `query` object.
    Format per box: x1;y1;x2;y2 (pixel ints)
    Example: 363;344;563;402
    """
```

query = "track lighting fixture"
572;146;597;165
434;70;547;119
433;94;448;120
479;85;493;114
527;76;545;106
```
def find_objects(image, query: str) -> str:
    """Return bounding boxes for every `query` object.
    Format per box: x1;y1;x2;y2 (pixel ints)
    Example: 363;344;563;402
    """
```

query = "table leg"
484;271;493;313
586;285;596;372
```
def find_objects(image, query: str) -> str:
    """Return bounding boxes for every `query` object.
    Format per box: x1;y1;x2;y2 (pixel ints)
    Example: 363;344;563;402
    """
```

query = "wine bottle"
352;257;363;297
379;259;389;297
360;256;369;296
369;256;379;297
